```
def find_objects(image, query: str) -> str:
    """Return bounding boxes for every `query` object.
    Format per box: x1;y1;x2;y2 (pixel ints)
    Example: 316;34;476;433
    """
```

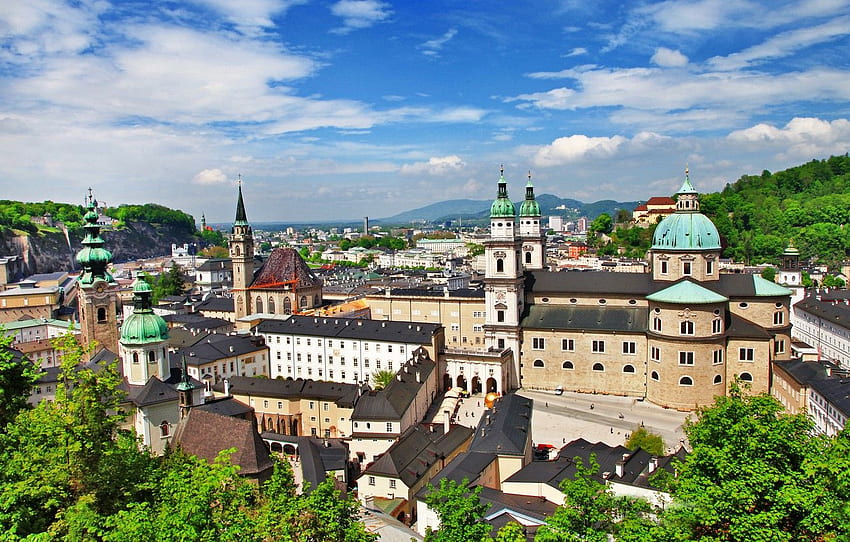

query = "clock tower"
483;166;524;389
229;178;254;320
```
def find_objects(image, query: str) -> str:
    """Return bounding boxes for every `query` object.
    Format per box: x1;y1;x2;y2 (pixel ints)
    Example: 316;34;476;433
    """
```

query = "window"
309;401;314;409
660;260;668;274
774;339;785;355
706;260;714;275
739;372;753;382
97;307;107;323
713;374;722;384
562;339;575;351
497;311;505;323
532;337;546;350
278;401;283;409
622;341;636;355
651;371;659;381
160;421;169;437
680;321;694;335
496;258;504;273
132;352;139;364
386;422;392;432
592;340;605;353
683;261;692;276
533;359;545;368
623;364;635;373
739;348;754;362
679;351;694;365
263;400;269;408
323;402;329;411
713;350;723;365
712;318;722;334
650;346;660;362
773;311;784;325
652;317;662;332
593;363;605;372
389;479;396;489
562;361;574;369
679;376;694;386
368;476;375;486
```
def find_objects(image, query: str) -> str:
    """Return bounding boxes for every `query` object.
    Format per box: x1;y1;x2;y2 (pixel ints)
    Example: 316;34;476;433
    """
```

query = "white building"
792;294;850;369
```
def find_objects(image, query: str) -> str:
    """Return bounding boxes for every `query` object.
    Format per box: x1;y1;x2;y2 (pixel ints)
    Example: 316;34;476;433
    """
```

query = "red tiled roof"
250;247;322;290
645;196;675;206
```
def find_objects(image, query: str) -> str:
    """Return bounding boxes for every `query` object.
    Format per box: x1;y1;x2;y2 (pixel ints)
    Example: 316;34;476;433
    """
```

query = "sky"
1;0;850;224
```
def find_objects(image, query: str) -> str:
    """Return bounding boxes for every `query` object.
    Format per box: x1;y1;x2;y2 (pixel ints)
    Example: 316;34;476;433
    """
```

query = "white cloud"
401;155;466;175
330;0;392;34
564;47;587;57
727;117;850;159
507;88;576;110
0;0;102;63
651;47;688;67
420;28;458;56
192;168;229;185
532;134;629;166
191;0;306;31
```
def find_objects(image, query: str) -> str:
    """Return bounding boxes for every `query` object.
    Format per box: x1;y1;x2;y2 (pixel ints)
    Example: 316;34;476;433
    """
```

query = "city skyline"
1;0;849;222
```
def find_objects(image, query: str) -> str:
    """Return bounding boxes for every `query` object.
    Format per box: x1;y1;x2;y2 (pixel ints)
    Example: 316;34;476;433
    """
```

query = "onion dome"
76;189;114;285
519;171;541;217
651;168;721;251
490;165;516;218
120;276;169;344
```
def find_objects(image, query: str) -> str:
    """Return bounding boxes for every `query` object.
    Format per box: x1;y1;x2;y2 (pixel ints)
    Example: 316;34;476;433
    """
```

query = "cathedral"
482;168;793;410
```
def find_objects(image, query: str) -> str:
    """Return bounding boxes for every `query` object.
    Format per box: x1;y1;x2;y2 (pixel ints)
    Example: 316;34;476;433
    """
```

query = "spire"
177;355;195;418
234;174;248;225
519;170;540;217
678;165;697;194
675;165;699;212
490;164;516;218
75;188;114;285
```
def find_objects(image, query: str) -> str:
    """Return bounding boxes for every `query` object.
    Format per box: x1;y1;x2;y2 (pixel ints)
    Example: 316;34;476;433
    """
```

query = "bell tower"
518;171;545;271
76;189;120;356
229;177;254;320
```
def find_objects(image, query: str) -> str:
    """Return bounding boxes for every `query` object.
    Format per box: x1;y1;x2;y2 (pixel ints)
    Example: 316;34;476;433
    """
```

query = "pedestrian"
610;427;614;434
590;403;594;410
545;402;548;407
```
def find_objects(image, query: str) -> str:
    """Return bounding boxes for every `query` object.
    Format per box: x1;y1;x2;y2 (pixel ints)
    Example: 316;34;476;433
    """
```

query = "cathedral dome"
490;167;516;218
120;277;168;344
651;212;721;250
519;177;540;217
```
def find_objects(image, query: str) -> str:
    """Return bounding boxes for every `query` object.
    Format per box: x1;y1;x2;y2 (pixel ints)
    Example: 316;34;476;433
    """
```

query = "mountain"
377;195;641;225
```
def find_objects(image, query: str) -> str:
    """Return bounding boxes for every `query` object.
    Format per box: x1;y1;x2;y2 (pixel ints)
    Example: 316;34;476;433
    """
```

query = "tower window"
496;258;504;273
132;352;139;364
256;297;263;313
525;252;532;264
680;321;694;335
706;260;714;275
497;310;505;323
660;260;668;274
682;261;692;275
773;311;784;325
97;307;107;323
148;351;156;363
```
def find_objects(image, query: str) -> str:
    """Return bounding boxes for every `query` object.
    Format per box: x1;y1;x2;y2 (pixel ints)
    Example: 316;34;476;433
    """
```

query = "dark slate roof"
172;408;274;476
775;360;850;417
221;375;361;406
173;333;267;367
260;434;350;491
255;315;440;343
793;296;850;329
196;258;232;272
250;247;322;290
384;287;485;299
521;305;646;333
469;393;532;456
195;396;254;418
414;451;497;498
194;296;235;313
352;348;436;421
479;487;558;522
363;423;474;487
130;377;178;407
726;313;773;339
35;365;61;384
162;314;233;331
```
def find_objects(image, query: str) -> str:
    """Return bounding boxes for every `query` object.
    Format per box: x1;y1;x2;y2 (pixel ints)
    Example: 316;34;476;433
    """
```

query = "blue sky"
1;0;850;223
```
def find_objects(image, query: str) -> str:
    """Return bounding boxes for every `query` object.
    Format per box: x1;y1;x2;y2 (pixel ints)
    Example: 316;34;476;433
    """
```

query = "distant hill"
377;195;640;225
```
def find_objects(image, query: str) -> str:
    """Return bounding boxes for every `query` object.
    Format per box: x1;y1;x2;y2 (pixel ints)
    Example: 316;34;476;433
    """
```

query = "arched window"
268;298;275;314
300;296;307;308
679;376;694;386
652;317;662;332
713;374;722;384
496;258;504;273
234;246;241;256
623;364;635;373
525;252;532;264
97;307;107;323
160;421;169;437
562;361;574;370
680;321;694;335
592;363;604;372
148;351;156;363
533;359;544;368
739;372;753;382
132;352;139;364
283;297;292;314
256;296;263;313
651;371;659;381
314;295;320;306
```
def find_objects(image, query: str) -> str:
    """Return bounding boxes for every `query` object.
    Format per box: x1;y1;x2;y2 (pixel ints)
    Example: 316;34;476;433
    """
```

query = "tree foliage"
107;204;196;234
424;477;493;542
0;332;40;431
371;369;395;391
0;199;86;233
589;213;613;235
624;426;665;457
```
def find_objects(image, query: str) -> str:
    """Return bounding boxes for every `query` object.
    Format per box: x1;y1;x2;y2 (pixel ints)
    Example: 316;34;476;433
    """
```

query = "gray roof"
195;396;254;418
414;451;497;496
222;375;361;407
260;434;350;491
194;296;235;313
775;360;850;417
385;287;485;299
173;333;267;366
469;393;533;456
726;313;773;339
255;315;440;344
363;423;474;487
352;348;436;421
794;296;850;330
521;305;647;333
196;258;232;272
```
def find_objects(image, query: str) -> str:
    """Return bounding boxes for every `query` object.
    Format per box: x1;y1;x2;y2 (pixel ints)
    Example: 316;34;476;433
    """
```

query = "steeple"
519;171;541;217
120;276;170;385
76;188;114;285
675;166;699;212
230;177;255;320
234;175;249;226
177;355;196;419
490;165;516;218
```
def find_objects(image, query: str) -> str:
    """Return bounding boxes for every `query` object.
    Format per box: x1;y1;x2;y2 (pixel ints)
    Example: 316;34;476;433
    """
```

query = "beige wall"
650;251;720;282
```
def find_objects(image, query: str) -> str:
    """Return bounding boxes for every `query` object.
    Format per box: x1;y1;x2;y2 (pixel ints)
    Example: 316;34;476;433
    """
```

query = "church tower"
229;179;254;320
119;276;170;385
483;166;524;389
76;189;120;355
518;171;545;271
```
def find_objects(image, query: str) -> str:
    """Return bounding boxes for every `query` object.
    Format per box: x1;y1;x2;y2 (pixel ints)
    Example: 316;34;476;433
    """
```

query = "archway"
270;442;282;453
456;375;467;391
486;377;497;393
290;419;299;436
471;376;481;395
443;373;452;391
283;443;297;456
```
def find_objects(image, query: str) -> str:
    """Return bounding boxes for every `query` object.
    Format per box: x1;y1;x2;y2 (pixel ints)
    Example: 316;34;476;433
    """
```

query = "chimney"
826;366;832;377
416;370;421;383
444;411;450;434
615;459;624;477
223;378;230;397
396;373;402;381
648;456;659;473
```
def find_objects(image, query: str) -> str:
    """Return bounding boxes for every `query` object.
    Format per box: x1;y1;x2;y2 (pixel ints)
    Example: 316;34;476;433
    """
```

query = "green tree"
589;213;613;235
624;426;664;456
0;332;40;430
424;478;493;542
760;266;776;282
199;228;226;247
466;243;485;257
152;263;186;301
823;274;846;288
200;245;229;258
371;369;395;390
665;385;838;541
496;521;526;542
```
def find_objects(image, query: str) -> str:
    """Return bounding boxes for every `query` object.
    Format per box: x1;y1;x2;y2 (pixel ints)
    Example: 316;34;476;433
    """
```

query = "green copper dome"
120;277;168;344
76;190;115;285
519;175;540;217
490;167;516;218
651;170;721;251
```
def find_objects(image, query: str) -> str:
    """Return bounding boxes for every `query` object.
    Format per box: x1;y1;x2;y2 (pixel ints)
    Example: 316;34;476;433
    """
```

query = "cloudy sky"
2;0;850;223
